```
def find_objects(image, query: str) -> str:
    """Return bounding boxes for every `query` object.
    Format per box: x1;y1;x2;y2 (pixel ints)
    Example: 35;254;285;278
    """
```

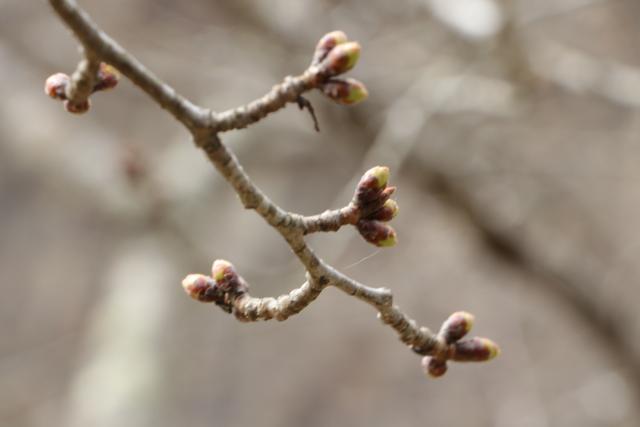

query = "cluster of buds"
44;62;119;114
182;260;249;313
352;166;399;247
421;311;500;378
311;31;368;106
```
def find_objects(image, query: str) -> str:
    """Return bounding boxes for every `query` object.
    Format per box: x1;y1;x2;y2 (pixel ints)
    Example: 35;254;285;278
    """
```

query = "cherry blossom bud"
370;199;399;222
182;274;221;303
357;220;397;247
356;166;390;205
212;259;249;294
321;78;368;105
320;42;361;76
440;311;474;343
63;99;91;114
312;30;348;65
378;186;396;204
422;357;448;378
44;73;69;100
451;337;500;362
93;62;120;92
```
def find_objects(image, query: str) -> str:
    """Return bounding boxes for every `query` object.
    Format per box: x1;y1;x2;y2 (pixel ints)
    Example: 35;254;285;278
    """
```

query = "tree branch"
46;0;499;378
212;72;318;132
48;0;205;128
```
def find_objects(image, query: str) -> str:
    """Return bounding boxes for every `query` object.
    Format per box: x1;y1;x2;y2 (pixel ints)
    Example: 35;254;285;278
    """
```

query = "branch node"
46;1;501;381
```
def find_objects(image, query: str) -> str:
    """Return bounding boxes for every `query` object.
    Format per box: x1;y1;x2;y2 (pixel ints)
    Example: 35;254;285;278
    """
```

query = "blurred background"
2;0;640;426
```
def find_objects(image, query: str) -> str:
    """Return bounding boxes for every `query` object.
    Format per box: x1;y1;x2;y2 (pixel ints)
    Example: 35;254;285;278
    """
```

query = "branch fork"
46;0;499;379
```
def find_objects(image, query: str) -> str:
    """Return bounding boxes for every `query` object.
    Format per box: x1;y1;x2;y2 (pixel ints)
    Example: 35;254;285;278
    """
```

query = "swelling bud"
182;274;220;303
319;42;361;76
440;311;474;343
44;73;69;100
64;99;91;114
321;78;368;105
422;357;448;378
451;337;500;362
370;199;399;222
357;220;397;247
212;259;249;294
93;63;120;92
313;30;348;65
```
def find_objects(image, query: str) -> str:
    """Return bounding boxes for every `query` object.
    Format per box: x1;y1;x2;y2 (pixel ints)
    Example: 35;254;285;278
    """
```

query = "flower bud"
362;166;389;190
212;259;249;294
312;30;348;65
93;62;120;92
370;199;399;222
422;356;447;378
451;337;500;362
357;220;397;247
320;41;361;76
64;99;91;114
377;186;396;205
355;166;390;205
321;78;368;105
440;311;474;344
44;73;69;100
182;274;221;303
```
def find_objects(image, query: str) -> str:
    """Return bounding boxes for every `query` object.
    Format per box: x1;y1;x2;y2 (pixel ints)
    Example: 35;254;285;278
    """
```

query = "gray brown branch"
47;0;499;377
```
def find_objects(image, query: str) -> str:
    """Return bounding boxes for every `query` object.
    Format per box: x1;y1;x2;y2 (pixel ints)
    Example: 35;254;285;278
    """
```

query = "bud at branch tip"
320;41;361;77
321;78;368;106
313;30;348;65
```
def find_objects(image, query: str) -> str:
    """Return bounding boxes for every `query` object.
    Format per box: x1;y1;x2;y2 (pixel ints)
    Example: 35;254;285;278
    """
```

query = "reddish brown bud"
63;99;91;114
182;274;220;303
370;199;399;222
374;187;396;207
93;63;120;92
320;41;361;76
44;73;69;100
450;337;500;362
357;220;397;247
440;311;474;343
422;357;448;378
211;259;249;294
356;166;390;205
321;78;368;105
312;30;348;65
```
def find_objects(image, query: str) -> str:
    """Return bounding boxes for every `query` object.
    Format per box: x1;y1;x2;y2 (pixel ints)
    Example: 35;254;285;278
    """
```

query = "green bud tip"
451;337;501;362
100;63;119;78
480;338;500;360
356;220;397;248
383;199;399;219
94;63;120;92
442;311;474;340
321;78;368;105
345;79;368;104
211;259;234;282
369;199;399;222
377;229;397;247
367;166;390;189
456;311;475;329
322;41;361;76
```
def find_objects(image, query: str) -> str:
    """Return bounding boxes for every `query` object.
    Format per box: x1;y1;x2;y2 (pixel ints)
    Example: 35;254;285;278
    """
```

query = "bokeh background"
2;0;640;426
